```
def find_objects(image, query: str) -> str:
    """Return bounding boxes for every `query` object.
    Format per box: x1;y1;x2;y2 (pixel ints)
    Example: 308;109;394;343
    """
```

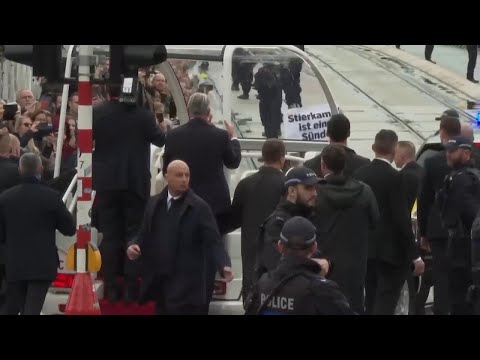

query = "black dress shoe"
467;78;479;84
426;58;436;64
237;94;249;100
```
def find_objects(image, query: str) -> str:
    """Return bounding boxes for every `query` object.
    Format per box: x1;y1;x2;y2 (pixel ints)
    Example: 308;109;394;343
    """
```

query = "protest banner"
284;104;332;141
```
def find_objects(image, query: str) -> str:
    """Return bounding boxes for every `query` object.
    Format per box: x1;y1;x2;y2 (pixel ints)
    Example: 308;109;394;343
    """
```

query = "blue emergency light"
477;111;480;127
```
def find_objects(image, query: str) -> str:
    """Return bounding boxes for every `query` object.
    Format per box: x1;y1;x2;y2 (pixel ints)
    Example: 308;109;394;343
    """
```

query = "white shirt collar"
168;191;181;202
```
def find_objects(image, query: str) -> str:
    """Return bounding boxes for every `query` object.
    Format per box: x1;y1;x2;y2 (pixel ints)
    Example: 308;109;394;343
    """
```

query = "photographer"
93;84;166;303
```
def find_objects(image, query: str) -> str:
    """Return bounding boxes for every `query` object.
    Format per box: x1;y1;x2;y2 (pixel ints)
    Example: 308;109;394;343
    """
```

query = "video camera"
33;123;54;141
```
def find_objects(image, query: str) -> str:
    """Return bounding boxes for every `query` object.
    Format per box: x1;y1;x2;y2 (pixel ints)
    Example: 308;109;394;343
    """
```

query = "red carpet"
99;300;156;315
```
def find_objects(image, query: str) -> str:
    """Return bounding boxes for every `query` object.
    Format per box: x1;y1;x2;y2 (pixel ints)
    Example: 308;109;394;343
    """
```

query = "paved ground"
397;45;479;80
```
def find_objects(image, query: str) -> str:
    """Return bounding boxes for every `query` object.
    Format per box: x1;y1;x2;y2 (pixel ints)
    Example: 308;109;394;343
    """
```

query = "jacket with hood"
312;174;379;313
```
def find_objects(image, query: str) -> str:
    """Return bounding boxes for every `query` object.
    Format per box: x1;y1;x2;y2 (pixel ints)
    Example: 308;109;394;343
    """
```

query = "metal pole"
75;44;93;273
54;45;75;178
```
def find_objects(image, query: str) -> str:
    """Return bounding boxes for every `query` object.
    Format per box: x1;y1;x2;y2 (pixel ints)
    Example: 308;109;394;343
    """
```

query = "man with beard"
256;166;328;278
438;136;480;314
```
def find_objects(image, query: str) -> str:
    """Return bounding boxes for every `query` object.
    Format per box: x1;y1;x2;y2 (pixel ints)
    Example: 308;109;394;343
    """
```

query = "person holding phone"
153;99;172;132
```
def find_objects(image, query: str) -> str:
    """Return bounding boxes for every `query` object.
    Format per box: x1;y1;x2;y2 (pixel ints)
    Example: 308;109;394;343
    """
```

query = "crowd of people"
1;54;480;315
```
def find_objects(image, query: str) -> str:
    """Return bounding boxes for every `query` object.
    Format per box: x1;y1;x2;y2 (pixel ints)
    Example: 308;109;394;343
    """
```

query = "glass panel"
228;46;332;141
167;58;225;127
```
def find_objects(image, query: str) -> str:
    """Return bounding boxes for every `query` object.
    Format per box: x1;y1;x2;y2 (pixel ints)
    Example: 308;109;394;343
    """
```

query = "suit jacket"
304;145;370;178
92;100;166;199
163;118;242;215
132;188;231;306
354;159;416;265
228;166;285;291
417;151;450;240
0;178;76;281
0;157;20;194
399;161;424;214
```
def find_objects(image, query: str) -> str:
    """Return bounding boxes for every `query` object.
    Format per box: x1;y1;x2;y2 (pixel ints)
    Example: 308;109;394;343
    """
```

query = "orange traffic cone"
64;273;101;315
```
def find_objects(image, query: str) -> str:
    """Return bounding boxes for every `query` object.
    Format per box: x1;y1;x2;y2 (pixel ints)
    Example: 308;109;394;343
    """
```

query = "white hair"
187;92;210;118
20;153;41;177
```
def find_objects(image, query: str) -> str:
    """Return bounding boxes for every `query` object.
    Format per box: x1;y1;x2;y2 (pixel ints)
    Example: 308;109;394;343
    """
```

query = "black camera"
33;123;54;141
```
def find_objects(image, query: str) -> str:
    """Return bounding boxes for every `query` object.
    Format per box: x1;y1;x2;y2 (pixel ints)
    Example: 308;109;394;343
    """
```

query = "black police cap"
435;109;459;121
280;216;317;248
285;166;319;188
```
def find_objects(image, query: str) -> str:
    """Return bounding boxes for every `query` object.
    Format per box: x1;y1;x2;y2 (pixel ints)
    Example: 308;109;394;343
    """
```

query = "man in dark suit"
228;139;286;299
355;130;423;315
304;114;370;178
394;141;424;213
418;115;461;315
0;153;76;315
127;160;233;315
93;84;166;303
163;92;242;235
394;140;425;314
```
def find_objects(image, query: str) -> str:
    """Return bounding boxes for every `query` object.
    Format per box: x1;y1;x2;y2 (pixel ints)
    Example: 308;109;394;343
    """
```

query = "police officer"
466;45;478;83
425;45;435;63
245;216;354;315
231;48;255;100
438;136;480;314
253;63;283;138
280;58;303;109
257;166;321;276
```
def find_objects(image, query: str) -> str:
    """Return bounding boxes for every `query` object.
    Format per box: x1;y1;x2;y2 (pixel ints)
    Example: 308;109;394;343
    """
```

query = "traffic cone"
64;273;101;315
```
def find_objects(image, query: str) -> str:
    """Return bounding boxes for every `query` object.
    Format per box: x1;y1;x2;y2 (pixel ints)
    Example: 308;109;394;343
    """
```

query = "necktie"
168;198;173;211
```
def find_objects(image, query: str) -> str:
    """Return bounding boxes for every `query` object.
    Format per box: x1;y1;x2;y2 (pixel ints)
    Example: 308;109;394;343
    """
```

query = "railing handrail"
240;151;305;164
62;173;78;204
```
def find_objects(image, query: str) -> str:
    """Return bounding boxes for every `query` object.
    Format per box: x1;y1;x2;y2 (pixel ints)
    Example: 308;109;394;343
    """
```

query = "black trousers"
365;259;408;315
431;239;450;315
259;97;282;138
3;280;51;315
329;269;365;315
0;264;5;311
152;277;209;315
466;45;478;80
155;302;208;315
413;268;433;315
95;190;147;290
425;45;435;60
449;267;473;315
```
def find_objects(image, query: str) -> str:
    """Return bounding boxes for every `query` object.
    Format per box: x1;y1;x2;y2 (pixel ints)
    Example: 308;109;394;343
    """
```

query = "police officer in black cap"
466;45;478;83
256;166;327;278
245;216;353;315
438;136;480;314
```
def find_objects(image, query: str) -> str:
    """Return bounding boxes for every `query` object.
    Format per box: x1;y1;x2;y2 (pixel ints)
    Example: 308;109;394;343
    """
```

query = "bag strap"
255;270;308;315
